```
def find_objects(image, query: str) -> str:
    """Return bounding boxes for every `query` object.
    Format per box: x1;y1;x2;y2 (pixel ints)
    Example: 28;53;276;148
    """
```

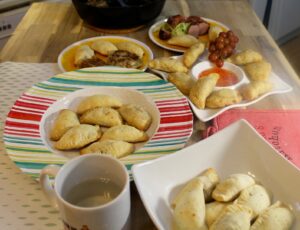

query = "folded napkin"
204;109;300;169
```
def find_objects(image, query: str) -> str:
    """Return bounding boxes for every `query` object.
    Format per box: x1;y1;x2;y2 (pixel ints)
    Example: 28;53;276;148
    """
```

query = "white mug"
40;154;130;230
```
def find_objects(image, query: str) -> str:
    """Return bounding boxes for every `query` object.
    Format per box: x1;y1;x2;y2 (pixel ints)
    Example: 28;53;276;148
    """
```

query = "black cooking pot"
72;0;166;29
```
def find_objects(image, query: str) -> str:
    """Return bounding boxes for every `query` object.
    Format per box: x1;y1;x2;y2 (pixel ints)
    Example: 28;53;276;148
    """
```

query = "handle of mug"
40;165;61;209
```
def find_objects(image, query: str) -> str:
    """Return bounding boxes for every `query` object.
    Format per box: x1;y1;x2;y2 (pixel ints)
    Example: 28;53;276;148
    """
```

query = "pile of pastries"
149;47;273;109
74;40;145;69
172;168;294;230
49;94;152;158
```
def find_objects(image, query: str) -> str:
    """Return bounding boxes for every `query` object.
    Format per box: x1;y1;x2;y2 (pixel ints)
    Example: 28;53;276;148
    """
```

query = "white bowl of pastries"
40;86;160;159
191;60;247;90
132;120;299;230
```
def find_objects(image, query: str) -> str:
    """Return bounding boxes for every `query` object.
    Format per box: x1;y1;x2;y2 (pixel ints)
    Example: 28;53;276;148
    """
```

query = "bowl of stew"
191;61;246;89
72;0;166;29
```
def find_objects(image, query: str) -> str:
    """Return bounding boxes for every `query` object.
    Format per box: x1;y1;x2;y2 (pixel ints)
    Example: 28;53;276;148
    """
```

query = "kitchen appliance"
0;0;68;49
0;0;32;48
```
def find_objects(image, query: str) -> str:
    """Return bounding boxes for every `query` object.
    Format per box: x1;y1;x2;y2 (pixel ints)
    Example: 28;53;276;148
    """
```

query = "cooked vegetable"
171;22;190;37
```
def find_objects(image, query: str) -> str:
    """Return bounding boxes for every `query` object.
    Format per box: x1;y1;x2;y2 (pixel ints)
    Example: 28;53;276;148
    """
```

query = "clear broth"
64;178;122;207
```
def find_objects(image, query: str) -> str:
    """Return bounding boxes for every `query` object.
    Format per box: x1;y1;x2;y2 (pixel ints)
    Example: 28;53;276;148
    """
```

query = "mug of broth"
40;154;130;230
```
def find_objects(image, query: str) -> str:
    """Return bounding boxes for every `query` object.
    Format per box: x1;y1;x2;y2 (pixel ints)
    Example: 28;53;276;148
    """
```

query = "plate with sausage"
148;15;229;53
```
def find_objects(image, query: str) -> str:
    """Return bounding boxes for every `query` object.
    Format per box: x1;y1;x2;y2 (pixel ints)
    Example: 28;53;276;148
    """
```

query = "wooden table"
0;1;300;229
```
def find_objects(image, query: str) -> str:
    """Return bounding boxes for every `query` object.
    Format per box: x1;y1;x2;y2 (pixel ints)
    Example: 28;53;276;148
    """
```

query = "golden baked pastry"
231;49;263;65
77;94;122;115
197;168;220;202
80;140;134;158
212;173;255;202
115;42;144;58
50;109;80;141
244;60;272;81
189;73;220;109
80;107;123;127
173;177;207;230
149;57;188;73
234;184;272;218
168;72;195;95
210;204;253;230
183;42;205;68
205;202;229;227
205;88;242;109
118;104;152;131
54;124;101;150
240;81;273;101
74;45;94;66
167;34;199;47
101;125;148;143
90;40;118;56
251;201;294;230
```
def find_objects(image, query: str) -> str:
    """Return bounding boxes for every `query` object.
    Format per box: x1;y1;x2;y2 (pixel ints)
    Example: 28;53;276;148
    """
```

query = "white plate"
57;36;154;72
148;18;229;53
132;119;300;230
151;56;293;122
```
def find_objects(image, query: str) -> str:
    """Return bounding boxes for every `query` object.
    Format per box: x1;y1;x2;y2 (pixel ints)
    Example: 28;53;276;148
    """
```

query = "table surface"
0;0;300;229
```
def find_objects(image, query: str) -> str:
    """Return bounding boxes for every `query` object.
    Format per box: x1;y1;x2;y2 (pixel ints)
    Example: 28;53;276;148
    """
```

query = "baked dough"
77;94;122;114
50;109;80;141
198;168;220;202
149;57;188;73
231;49;263;65
115;42;144;58
209;204;253;230
74;45;94;66
234;184;272;218
168;72;195;95
250;201;294;230
205;88;242;108
240;81;273;100
183;42;205;68
118;104;152;131
91;40;118;56
212;173;255;202
54;124;101;150
80;140;134;158
101;125;148;143
173;177;207;230
167;34;199;47
205;202;229;227
244;60;272;81
189;73;219;109
80;107;123;127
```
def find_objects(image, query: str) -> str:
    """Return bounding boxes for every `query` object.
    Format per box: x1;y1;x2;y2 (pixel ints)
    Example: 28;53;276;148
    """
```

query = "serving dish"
41;86;160;158
150;56;292;122
148;18;229;53
57;36;154;72
72;0;166;29
132;119;300;230
3;66;193;179
191;60;246;89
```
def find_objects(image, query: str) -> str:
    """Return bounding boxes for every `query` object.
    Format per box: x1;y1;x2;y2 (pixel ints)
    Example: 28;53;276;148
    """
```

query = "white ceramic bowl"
191;60;246;89
132;120;300;230
40;86;160;159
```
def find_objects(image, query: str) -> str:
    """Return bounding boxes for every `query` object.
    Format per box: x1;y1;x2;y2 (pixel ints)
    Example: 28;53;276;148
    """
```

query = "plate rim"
148;17;230;53
3;66;193;179
57;35;154;72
